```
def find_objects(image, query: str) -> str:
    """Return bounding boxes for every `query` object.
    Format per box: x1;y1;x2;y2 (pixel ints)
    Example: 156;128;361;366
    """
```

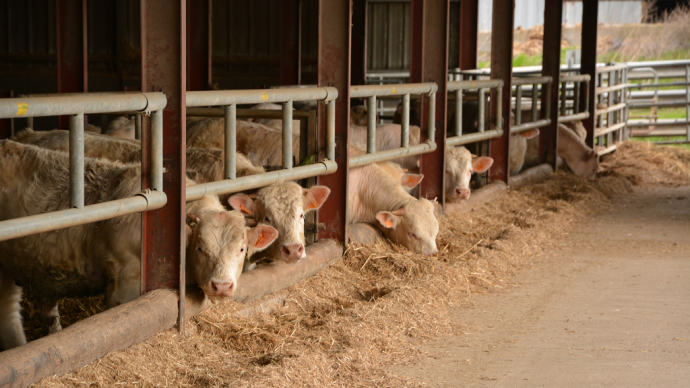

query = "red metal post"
351;0;367;86
317;0;350;243
410;0;449;204
186;0;212;91
540;0;563;167
580;0;598;149
140;0;187;330
57;0;88;129
280;0;301;85
459;0;479;70
488;0;514;183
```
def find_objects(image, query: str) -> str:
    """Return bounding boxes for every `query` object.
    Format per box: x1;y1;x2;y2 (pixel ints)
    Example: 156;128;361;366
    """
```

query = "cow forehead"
196;212;247;251
403;200;438;232
256;182;304;219
447;147;472;171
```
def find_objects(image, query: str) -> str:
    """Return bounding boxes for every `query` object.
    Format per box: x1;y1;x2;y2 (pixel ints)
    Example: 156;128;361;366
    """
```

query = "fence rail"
446;79;503;147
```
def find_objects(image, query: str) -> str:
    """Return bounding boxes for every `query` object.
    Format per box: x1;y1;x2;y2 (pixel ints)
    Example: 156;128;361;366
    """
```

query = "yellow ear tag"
308;198;319;209
476;161;484;171
407;176;415;184
385;220;394;228
255;233;264;247
240;204;252;215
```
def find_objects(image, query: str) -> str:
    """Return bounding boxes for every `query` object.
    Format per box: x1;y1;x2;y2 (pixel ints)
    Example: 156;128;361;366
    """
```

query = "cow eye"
196;246;203;253
264;217;271;224
408;232;417;239
300;213;305;219
240;248;245;253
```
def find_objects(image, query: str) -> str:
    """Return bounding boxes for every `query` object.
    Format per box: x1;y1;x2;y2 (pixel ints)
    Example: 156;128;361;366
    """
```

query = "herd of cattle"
0;101;598;350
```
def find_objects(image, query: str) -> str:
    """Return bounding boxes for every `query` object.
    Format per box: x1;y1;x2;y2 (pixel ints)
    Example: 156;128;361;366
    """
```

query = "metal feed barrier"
184;87;338;201
446;79;504;146
511;76;553;134
348;82;438;167
0;92;168;241
594;63;629;155
558;74;591;124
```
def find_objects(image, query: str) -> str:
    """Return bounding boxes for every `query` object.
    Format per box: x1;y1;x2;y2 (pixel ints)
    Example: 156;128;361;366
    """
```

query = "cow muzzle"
281;242;305;262
209;280;236;297
455;187;471;200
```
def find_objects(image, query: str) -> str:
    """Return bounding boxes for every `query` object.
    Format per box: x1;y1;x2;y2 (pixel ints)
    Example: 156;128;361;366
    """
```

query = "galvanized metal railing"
594;63;629;155
446;79;504;146
0;92;168;241
558;74;591;123
511;76;553;134
184;87;338;201
348;82;438;167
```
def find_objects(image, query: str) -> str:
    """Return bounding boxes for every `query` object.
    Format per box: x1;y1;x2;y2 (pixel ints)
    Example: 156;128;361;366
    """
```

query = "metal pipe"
135;114;142;141
455;89;462;137
0;93;167;119
427;92;436;142
478;88;485;132
511;119;551;133
150;110;163;192
560;82;567;117
544;80;552;121
512;76;551;86
367;95;376;153
186;107;310;119
515;85;522;125
560;74;591;82
597;83;628;95
0;191;167;242
446;128;503;146
185;161;338;201
186;87;338;107
69;113;84;209
531;83;538;122
327;100;335;161
402;93;410;147
686;65;689;141
349;141;437;167
496;86;503;129
595;122;627;137
447;79;503;91
225;104;236;180
282;101;293;169
584;79;590;115
628;81;690;89
350;82;437;98
574;81;581;114
627;119;690;127
558;112;590;123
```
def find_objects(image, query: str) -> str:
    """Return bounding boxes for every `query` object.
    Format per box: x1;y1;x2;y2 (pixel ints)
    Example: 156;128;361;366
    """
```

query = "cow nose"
455;187;471;199
281;242;305;262
211;281;235;296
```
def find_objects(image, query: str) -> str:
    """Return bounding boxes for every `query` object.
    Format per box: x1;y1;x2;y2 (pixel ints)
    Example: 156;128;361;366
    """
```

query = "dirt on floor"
27;141;690;387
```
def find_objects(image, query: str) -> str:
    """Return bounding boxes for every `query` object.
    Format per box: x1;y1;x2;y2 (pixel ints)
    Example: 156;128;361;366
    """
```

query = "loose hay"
27;141;690;387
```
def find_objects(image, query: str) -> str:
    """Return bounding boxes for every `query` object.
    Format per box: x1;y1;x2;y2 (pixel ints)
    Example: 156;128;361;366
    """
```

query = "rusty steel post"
580;0;598;149
141;0;187;333
540;0;563;168
410;0;449;204
488;0;514;183
57;0;88;130
186;0;212;91
459;0;479;70
351;0;368;86
280;0;301;85
317;0;350;244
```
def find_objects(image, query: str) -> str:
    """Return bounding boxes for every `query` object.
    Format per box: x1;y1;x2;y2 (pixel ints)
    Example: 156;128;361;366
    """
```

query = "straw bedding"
22;141;690;387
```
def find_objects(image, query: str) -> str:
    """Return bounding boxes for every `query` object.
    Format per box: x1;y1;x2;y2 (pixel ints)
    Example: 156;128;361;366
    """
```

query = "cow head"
229;182;331;263
375;198;439;255
445;146;493;201
572;148;600;180
185;211;278;299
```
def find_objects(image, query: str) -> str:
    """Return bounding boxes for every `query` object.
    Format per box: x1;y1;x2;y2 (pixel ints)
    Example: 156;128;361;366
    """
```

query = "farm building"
0;0;688;386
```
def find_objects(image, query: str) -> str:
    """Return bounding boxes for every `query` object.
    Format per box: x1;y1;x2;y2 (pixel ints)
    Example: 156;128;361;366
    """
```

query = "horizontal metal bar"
348;141;437;168
185;161;338;201
350;83;438;98
596;143;618;156
0;93;167;119
446;129;503;146
596;63;628;73
627;100;689;108
512;76;552;86
560;74;591;82
0;191;167;242
627;81;690;89
596;83;630;94
20;91;141;98
558;112;590;123
627;59;690;69
596;102;627;114
186;87;338;107
595;122;627;137
186;107;310;119
652;140;690;145
447;79;504;91
627;120;690;127
511;119;551;133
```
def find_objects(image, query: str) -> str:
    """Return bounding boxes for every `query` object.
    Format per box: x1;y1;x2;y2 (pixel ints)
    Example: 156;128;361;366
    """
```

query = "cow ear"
304;186;331;211
228;194;255;216
376;211;402;229
248;225;279;252
184;224;193;248
401;173;424;189
520;129;540;139
186;213;200;226
472;156;494;173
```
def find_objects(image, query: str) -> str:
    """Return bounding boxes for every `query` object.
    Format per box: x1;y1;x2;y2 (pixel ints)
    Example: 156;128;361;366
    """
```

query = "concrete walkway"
391;186;690;387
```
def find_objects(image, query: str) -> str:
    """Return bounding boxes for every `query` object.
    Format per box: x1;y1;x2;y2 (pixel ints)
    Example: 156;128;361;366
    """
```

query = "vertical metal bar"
686;65;689;141
427;92;436;142
580;0;598;149
544;80;552;121
560;81;567;116
367;95;376;153
455;89;462;137
478;88;485;132
515;85;522;125
489;0;514;183
283;101;293;169
186;0;211;91
607;69;614;137
57;0;88;130
151;110;163;191
622;67;629;140
496;85;502;129
317;0;350;244
69;113;84;209
27;117;34;130
402;93;410;147
280;0;301;85
584;78;590;115
327;99;335;161
459;0;479;70
135;114;142;140
574;80;581;114
531;82;538;122
224;104;236;180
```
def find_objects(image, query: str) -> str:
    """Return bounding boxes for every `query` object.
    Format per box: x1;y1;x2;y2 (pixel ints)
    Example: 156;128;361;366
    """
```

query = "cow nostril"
211;281;232;295
298;245;304;255
282;246;291;256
